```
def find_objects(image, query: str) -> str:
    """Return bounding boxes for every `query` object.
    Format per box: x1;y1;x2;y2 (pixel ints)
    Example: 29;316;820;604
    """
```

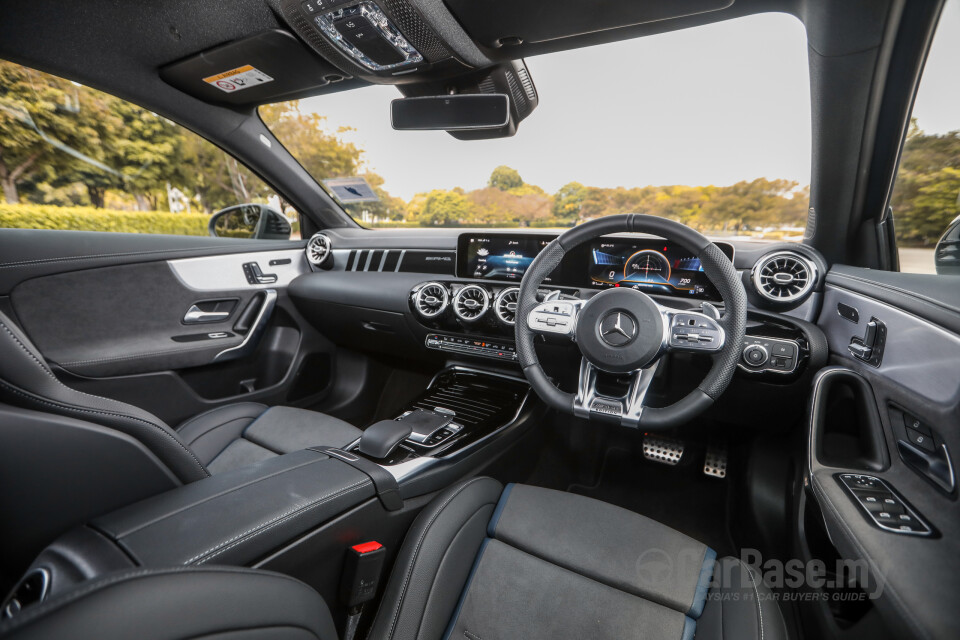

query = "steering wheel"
515;214;746;430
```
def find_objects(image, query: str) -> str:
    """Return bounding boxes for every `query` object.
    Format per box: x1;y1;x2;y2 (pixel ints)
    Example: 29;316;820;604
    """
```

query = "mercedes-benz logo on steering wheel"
599;311;637;347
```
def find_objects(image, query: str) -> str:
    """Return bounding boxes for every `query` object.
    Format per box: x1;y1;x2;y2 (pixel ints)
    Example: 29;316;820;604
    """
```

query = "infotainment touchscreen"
457;234;555;281
588;239;734;299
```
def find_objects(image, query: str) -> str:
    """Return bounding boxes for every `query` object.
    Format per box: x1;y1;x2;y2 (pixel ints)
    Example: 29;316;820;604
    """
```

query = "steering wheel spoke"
525;298;582;339
660;303;726;355
573;358;661;428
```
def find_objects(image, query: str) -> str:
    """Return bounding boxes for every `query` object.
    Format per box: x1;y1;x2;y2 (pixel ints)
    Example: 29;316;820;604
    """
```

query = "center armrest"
91;449;375;568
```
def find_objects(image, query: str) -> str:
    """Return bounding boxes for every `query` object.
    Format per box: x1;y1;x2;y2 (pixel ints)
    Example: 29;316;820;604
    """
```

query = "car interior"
1;0;959;639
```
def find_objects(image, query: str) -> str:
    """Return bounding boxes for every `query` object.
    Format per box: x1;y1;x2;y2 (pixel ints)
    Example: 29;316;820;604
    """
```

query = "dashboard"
456;233;735;300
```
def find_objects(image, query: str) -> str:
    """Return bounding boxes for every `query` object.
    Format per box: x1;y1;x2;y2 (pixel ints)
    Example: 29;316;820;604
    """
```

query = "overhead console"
274;0;486;83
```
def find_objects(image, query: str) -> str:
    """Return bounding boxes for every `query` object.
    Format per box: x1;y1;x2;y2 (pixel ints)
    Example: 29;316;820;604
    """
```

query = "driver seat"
0;478;788;640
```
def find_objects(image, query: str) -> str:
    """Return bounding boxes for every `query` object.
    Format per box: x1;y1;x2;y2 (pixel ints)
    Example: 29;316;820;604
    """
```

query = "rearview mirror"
208;204;291;240
391;94;510;131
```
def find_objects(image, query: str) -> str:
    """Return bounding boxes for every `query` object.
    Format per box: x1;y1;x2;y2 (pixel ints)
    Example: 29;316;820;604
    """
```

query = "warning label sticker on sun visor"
203;65;274;93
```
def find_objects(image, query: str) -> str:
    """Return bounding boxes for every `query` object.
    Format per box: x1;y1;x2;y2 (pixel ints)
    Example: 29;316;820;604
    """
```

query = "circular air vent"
453;285;490;322
494;287;520;325
305;233;332;267
413;282;449;319
752;251;817;303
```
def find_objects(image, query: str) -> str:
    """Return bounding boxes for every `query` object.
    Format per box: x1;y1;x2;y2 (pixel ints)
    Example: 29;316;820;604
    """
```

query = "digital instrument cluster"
587;239;733;299
456;233;734;300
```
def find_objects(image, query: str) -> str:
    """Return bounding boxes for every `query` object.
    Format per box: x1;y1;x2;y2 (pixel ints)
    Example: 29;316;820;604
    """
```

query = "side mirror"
208;204;291;240
934;214;960;275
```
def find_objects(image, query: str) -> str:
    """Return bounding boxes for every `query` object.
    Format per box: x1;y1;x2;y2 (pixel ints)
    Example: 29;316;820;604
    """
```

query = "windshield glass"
262;13;812;239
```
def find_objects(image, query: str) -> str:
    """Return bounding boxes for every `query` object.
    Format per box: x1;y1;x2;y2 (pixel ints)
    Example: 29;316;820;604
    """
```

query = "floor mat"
565;446;736;557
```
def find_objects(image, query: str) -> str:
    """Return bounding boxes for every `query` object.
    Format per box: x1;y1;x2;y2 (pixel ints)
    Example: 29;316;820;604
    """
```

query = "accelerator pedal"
703;443;728;479
642;435;685;466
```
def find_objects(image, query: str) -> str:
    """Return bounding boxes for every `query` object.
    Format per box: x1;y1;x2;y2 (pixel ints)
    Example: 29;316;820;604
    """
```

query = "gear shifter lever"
358;420;413;459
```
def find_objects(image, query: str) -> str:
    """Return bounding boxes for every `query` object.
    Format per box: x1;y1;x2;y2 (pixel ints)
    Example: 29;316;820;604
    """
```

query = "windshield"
262;13;812;239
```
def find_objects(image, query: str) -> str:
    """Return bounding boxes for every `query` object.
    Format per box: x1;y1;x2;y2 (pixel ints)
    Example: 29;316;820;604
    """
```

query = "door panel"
803;266;960;640
0;229;336;428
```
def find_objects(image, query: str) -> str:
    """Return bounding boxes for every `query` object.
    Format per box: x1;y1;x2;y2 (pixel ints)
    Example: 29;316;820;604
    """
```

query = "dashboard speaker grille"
494;287;520;325
453;285;490;321
753;251;816;303
413;282;449;318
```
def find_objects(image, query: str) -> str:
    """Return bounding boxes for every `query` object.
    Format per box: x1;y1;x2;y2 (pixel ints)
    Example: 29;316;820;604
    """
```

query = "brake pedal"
703;444;728;479
642;435;684;465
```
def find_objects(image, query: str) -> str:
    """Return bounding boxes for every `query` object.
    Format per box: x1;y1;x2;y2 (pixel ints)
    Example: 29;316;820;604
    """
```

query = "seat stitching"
182;416;260;447
177;403;266;432
413;503;497;640
384;477;489;640
0;320;57;379
186;479;368;565
0;381;209;477
737;558;764;640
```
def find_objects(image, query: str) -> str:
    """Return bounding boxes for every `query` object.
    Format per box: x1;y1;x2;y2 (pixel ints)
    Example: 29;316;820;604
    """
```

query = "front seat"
367;477;788;640
0;310;361;481
0;478;787;640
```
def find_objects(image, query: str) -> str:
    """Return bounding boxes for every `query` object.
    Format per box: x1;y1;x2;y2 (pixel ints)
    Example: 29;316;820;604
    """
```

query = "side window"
891;0;960;274
0;61;299;240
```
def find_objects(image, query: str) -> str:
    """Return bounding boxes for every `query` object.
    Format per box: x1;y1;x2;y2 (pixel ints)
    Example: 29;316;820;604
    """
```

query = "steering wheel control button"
838;474;933;536
527;300;579;336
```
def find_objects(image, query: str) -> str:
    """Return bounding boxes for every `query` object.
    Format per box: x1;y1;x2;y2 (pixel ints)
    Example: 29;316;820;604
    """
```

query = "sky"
911;0;960;136
297;6;959;202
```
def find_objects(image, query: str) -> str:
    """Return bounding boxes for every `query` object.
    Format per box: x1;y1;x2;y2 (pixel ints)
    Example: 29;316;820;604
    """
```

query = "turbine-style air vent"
453;285;490;322
494;287;520;325
413;282;449;319
752;251;816;303
306;233;331;267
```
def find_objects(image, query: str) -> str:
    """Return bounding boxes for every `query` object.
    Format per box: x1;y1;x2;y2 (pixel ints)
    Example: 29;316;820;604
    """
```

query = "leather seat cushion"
368;478;788;640
177;404;362;474
0;567;338;640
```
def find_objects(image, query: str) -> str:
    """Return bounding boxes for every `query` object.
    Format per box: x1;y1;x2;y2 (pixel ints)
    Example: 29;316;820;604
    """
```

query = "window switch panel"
837;474;933;536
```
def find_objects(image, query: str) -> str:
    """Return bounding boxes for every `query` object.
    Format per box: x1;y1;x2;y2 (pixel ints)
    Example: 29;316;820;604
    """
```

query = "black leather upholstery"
3;478;788;640
0;309;362;481
369;478;789;640
0;567;338;640
178;404;361;474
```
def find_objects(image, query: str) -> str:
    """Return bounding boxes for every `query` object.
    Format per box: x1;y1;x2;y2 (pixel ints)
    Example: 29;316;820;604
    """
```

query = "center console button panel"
425;333;517;361
837;473;933;536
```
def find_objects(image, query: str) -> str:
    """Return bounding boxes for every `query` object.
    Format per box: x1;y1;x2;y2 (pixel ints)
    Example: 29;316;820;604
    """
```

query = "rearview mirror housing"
395;60;538;140
391;94;510;131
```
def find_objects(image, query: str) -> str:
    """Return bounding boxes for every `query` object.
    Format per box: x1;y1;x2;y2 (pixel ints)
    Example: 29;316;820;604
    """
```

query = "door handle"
183;306;231;323
214;290;277;362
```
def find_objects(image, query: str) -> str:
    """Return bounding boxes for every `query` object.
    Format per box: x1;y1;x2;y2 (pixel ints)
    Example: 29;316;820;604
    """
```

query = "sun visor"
160;29;350;106
443;0;733;49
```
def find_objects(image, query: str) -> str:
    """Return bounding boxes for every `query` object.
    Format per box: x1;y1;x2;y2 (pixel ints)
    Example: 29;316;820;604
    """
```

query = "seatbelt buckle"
340;541;386;608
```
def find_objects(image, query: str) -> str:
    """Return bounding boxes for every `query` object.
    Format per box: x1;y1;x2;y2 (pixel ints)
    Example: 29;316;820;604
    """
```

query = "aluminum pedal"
642;435;684;465
703;444;728;479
